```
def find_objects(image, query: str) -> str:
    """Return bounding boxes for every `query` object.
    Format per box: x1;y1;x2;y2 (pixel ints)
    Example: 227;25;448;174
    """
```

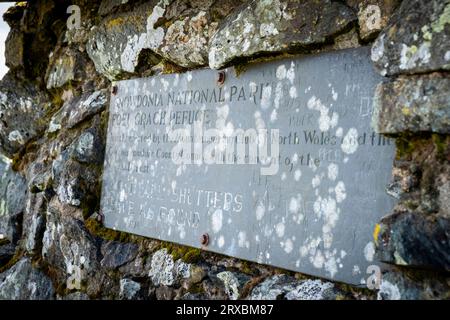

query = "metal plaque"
101;47;396;285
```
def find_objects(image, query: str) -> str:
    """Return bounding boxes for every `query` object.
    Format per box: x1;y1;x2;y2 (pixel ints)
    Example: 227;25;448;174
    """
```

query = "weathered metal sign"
100;47;396;285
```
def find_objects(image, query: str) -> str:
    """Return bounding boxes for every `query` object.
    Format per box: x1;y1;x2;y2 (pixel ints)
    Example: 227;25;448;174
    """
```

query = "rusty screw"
216;71;225;86
111;85;118;95
200;233;209;246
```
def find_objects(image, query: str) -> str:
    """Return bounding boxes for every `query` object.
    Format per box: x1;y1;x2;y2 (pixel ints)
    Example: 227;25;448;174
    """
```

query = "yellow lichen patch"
106;17;126;29
431;3;450;33
402;106;411;116
373;223;381;246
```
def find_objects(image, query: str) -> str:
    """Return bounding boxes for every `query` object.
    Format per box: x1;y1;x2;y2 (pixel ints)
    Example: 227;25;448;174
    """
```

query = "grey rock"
53;133;103;207
372;74;450;134
148;248;191;286
5;28;24;70
45;47;89;89
377;271;450;300
371;0;450;76
86;2;159;81
376;210;450;271
200;274;229;300
346;0;401;41
0;161;27;244
248;274;337;300
59;292;90;300
0;242;15;266
284;279;337;300
99;0;130;16
0;72;50;157
208;0;356;69
48;90;108;133
42;207;103;294
100;241;139;270
87;0;243;79
72;129;104;164
119;278;142;300
155;285;175;300
27;161;52;193
180;292;207;300
0;258;55;300
22;193;47;254
216;271;251;300
119;255;149;277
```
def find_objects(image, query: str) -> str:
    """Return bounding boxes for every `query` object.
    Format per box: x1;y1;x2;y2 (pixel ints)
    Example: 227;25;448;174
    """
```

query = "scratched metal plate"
101;47;396;285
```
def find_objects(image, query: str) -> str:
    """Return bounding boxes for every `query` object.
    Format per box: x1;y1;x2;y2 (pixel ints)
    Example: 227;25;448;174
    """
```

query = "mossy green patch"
159;241;202;264
85;218;135;243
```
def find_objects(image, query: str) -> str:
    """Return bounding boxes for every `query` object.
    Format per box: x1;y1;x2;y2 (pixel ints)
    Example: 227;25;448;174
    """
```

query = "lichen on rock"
208;0;356;69
371;0;450;76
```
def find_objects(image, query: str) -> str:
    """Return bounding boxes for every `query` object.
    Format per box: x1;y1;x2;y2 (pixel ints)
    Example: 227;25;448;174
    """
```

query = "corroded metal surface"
100;47;396;285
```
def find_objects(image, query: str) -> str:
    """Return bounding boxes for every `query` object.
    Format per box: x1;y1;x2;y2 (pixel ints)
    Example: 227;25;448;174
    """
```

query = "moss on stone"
159;241;202;264
85;218;135;243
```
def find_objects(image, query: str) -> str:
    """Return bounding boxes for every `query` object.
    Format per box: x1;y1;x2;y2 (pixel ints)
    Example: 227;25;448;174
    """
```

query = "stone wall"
0;0;449;300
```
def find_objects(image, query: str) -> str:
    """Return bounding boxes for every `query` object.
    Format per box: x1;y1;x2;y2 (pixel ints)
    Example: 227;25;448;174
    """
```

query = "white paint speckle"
335;181;346;203
255;204;265;220
211;209;223;233
218;235;225;248
284;238;293;254
341;128;359;154
294;169;302;181
275;222;285;238
327;164;338;181
364;242;375;262
276;65;287;80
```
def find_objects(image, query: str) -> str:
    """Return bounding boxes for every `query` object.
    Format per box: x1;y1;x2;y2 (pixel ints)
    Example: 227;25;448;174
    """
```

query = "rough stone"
0;258;55;300
48;90;108;133
216;271;251;300
376;210;450;271
148;248;191;286
87;0;244;79
42;204;105;295
0;243;15;267
119;278;142;300
155;285;175;300
372;74;450;134
208;0;356;69
22;193;47;254
101;241;139;270
52;125;104;208
371;0;450;76
0;72;50;157
248;274;337;300
5;29;24;70
86;1;161;81
378;271;450;300
99;0;130;17
347;0;401;41
27;161;52;193
59;291;90;300
0;161;27;244
45;47;90;89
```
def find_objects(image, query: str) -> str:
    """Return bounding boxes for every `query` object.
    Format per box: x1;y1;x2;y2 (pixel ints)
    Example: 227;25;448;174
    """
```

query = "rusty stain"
112;85;118;95
216;71;225;86
200;233;209;246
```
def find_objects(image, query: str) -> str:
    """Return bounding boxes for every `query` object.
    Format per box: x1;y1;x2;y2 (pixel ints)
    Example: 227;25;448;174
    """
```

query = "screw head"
200;233;209;246
216;71;225;86
111;85;118;95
